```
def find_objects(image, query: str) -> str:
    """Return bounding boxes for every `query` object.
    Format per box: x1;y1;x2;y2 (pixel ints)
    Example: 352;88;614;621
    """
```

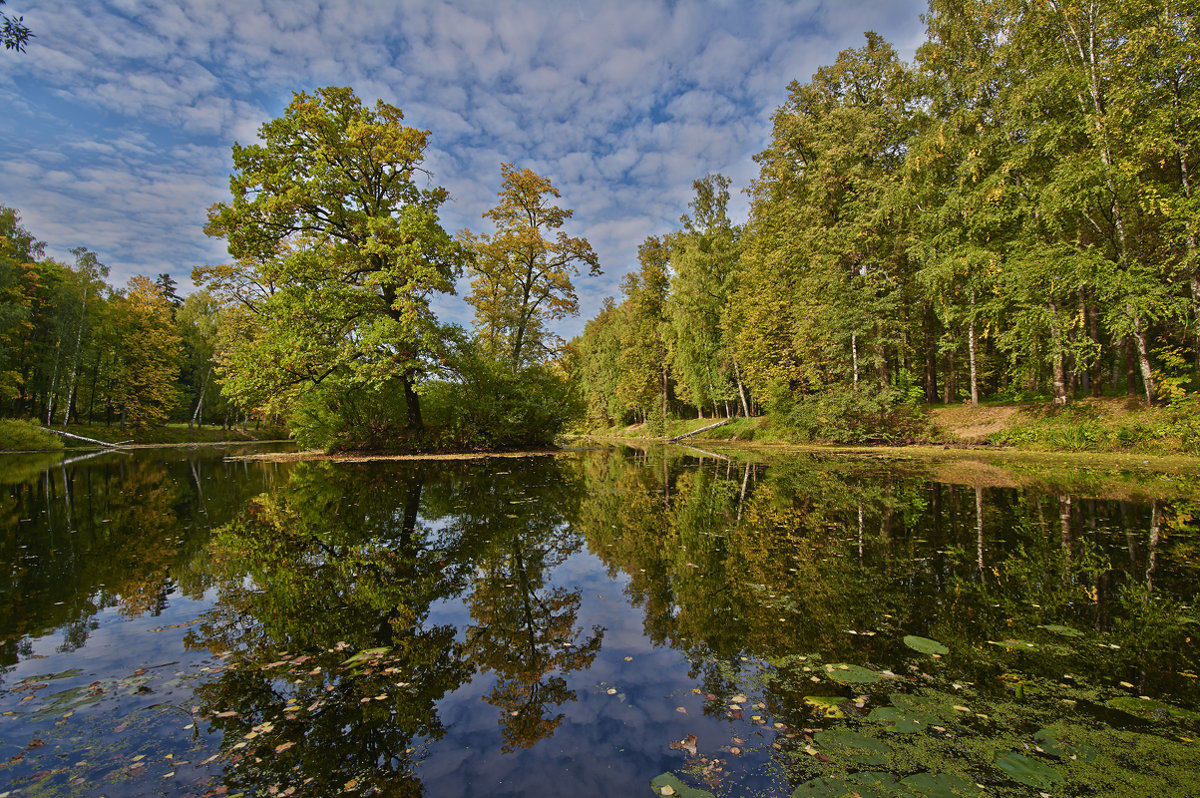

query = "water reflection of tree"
428;456;602;751
464;521;602;751
186;462;474;796
575;447;1200;706
1;451;263;670
186;456;598;791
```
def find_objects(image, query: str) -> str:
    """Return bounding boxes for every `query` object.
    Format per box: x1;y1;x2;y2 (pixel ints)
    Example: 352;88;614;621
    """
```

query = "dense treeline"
0;207;232;429
574;0;1200;440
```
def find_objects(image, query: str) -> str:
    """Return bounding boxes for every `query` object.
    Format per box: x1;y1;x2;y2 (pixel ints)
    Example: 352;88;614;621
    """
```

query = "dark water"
1;445;1198;797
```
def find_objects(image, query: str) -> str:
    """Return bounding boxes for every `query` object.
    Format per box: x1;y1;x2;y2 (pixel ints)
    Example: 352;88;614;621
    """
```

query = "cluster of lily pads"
651;630;1200;797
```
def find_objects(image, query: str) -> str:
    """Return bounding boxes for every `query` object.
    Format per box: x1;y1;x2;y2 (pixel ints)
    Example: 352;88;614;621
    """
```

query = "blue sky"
1;0;928;337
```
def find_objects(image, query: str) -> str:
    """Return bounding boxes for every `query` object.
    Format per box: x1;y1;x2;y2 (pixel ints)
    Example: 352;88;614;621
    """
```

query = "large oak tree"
205;86;466;431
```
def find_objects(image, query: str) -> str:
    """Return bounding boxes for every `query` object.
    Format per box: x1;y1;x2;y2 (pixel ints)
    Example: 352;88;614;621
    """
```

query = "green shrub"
781;386;931;444
420;337;581;450
0;419;65;451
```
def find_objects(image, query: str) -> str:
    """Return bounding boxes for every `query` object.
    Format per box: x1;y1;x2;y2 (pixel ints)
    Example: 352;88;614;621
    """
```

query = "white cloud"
4;0;929;326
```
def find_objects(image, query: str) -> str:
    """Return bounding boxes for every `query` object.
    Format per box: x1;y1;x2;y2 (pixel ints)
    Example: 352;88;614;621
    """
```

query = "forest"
0;88;596;450
3;0;1199;452
574;0;1200;441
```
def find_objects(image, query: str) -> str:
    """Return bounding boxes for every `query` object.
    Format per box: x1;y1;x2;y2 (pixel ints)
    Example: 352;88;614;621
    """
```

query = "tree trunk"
45;339;62;426
1086;293;1103;396
1131;316;1155;404
851;332;859;386
1048;302;1068;405
661;366;669;423
191;366;211;429
402;372;423;431
968;291;978;407
733;360;751;418
924;305;938;403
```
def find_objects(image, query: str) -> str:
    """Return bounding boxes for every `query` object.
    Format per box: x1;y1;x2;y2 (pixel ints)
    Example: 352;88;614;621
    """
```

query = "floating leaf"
904;636;949;656
649;772;715;797
994;752;1064;789
669;734;698;756
341;647;391;668
988;639;1037;651
824;664;882;684
845;771;902;797
1107;696;1200;723
803;696;846;719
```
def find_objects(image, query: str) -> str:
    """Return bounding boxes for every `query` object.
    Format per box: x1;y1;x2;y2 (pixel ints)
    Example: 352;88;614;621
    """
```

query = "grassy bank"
0;419;290;451
581;396;1200;457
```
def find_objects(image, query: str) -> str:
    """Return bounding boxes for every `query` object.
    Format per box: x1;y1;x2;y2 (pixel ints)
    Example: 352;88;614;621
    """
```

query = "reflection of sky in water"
424;546;741;796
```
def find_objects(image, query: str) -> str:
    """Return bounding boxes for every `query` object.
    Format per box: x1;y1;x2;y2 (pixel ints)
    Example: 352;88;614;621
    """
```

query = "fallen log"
37;427;131;448
669;418;731;441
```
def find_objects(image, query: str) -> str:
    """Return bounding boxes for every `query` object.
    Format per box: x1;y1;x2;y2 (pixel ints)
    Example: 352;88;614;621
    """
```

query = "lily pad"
868;706;939;733
903;635;949;656
1033;727;1098;762
814;728;891;766
650;772;715;797
1040;624;1083;637
790;776;853;798
824;663;882;684
993;752;1064;789
845;771;903;797
804;696;847;719
30;684;105;718
1106;696;1200;723
899;772;984;797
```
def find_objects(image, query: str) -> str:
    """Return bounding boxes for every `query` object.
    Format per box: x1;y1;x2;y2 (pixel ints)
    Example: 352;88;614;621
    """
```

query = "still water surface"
1;445;1198;796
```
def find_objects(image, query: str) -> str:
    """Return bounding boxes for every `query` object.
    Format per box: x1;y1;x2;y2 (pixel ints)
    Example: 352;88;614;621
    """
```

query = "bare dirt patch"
930;404;1020;442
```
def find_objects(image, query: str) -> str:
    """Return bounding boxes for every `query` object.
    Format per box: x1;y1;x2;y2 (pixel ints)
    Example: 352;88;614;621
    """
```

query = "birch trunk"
968;291;978;407
733;360;751;417
1048;301;1068;405
191;366;212;428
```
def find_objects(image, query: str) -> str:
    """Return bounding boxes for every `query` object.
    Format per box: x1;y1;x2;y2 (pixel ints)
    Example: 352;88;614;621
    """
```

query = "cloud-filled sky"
1;0;929;337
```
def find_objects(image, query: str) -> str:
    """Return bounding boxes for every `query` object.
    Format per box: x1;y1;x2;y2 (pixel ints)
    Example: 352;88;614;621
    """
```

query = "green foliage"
782;387;932;444
570;4;1200;436
465;164;599;368
204;86;467;432
422;333;580;450
0;418;63;451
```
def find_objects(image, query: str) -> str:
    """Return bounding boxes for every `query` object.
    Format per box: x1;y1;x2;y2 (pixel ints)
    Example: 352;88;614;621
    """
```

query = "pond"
1;444;1198;797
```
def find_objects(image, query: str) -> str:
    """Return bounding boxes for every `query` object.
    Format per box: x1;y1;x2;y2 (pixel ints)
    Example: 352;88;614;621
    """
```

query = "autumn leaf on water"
275;741;295;754
669;734;699;756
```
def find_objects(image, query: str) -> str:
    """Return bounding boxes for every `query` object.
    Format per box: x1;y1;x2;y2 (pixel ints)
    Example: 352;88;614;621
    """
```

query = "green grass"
0;419;65;451
57;422;290;447
987;399;1200;455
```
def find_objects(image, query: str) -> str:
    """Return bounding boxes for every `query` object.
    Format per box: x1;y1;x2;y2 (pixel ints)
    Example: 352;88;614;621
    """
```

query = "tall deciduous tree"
671;174;746;418
110;275;181;428
204;86;466;431
465;164;599;367
616;236;673;425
